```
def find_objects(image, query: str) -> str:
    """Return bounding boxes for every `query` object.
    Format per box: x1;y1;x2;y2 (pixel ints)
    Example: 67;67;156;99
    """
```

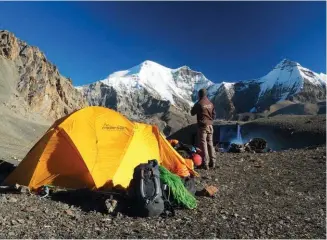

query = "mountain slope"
0;30;87;121
76;60;216;134
213;59;326;119
78;59;326;128
77;60;215;115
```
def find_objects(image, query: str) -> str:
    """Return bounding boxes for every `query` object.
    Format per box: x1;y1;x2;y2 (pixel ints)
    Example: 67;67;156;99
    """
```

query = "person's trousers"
198;125;216;167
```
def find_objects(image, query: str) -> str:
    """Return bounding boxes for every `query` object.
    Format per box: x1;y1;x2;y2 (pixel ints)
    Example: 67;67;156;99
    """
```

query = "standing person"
191;89;217;170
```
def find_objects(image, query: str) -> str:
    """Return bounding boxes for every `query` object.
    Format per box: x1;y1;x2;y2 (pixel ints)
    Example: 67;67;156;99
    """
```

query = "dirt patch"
268;102;321;117
0;106;49;163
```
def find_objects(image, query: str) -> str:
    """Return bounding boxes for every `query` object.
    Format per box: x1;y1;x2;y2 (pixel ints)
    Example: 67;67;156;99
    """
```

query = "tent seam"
57;128;97;188
90;112;135;187
89;109;99;179
27;126;59;188
110;123;136;184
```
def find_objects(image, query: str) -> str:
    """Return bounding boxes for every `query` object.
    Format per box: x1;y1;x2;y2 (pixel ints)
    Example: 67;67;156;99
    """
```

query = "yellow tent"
5;106;197;190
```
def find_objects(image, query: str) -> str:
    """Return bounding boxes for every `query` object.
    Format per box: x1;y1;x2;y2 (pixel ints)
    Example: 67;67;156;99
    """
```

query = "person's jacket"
191;96;216;126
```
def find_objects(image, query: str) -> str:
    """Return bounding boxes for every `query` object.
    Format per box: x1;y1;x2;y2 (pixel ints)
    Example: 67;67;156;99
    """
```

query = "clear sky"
0;1;326;86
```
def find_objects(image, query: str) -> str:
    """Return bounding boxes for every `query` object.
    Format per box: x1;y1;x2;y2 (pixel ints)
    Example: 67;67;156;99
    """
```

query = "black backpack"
128;160;165;217
174;142;196;159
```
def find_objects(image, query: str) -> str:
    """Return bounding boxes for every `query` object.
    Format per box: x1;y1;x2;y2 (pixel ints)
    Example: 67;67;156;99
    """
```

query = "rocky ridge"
78;59;326;124
0;30;87;121
1;30;326;134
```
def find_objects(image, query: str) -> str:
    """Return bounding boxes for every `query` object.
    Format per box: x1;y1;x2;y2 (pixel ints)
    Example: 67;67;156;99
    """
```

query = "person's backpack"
174;142;197;158
128;160;165;217
177;149;191;159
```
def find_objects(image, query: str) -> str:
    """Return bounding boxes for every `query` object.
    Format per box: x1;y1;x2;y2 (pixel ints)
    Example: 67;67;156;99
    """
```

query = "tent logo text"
102;124;126;131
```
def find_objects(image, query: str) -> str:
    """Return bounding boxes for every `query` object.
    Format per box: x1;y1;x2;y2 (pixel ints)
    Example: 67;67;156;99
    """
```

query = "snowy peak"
75;60;218;129
210;59;326;118
107;60;166;78
74;59;220;123
93;60;215;107
274;59;325;85
275;59;301;69
220;81;235;90
137;60;172;72
177;65;190;70
264;59;325;86
256;59;326;102
258;59;303;99
76;58;325;121
174;65;203;75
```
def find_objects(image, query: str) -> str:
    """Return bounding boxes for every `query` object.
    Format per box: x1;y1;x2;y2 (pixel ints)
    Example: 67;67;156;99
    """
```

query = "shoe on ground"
209;162;216;169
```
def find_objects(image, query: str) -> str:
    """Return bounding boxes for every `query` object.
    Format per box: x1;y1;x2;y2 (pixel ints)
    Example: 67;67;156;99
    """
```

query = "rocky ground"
0;146;325;239
241;114;326;150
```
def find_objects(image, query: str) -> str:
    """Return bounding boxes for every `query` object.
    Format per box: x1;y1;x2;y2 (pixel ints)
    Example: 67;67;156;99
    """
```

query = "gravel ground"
0;146;325;239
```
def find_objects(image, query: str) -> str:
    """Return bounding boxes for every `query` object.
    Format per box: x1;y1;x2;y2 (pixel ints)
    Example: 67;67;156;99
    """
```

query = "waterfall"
235;124;243;144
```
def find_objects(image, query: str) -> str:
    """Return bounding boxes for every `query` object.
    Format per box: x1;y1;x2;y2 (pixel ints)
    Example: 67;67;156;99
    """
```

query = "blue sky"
0;1;325;86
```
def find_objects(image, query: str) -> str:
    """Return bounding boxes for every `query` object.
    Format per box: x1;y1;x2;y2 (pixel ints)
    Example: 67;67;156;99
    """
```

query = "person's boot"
203;163;209;170
209;161;216;169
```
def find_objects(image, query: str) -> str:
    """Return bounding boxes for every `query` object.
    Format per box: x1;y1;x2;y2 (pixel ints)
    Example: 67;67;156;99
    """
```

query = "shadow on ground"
0;160;15;184
50;188;143;217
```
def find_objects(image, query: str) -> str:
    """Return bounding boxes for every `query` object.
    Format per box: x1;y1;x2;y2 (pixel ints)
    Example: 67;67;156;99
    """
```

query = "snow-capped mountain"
77;58;326;128
76;60;216;121
212;59;326;119
258;60;325;101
